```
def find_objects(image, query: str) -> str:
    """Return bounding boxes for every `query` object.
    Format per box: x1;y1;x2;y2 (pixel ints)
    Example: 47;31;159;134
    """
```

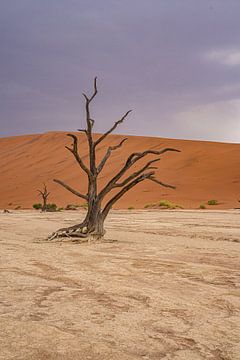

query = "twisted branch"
82;77;98;174
99;147;180;199
97;138;128;174
94;110;132;147
82;77;98;133
115;158;161;187
102;171;154;217
53;179;88;200
37;183;50;198
65;134;90;176
149;176;176;189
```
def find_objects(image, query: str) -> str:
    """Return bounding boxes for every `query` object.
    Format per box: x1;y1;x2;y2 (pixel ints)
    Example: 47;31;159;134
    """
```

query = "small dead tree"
37;183;50;212
49;78;180;240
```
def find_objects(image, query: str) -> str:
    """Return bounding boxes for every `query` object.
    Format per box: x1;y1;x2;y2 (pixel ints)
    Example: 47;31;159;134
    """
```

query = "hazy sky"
1;0;240;142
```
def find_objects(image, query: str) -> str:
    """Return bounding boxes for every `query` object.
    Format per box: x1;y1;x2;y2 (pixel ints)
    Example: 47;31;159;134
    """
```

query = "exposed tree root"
47;222;105;242
48;228;87;241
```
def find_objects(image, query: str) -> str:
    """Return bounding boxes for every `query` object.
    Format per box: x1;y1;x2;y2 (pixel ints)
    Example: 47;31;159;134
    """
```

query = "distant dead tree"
37;183;50;212
49;78;180;241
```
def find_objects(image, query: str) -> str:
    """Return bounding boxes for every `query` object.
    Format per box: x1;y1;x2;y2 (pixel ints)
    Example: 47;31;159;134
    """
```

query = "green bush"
57;207;64;212
158;200;182;209
199;203;206;209
15;205;21;210
128;206;134;210
33;203;42;210
46;203;57;212
144;200;182;210
65;204;79;210
144;203;153;209
65;203;88;211
80;203;88;210
33;203;58;211
207;199;218;206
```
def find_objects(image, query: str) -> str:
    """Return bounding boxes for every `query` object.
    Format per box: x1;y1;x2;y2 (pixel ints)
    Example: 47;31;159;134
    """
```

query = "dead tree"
49;78;180;240
37;183;50;212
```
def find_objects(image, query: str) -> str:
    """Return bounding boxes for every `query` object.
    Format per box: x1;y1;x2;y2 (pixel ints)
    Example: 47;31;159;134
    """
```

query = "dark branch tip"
170;148;181;152
66;133;77;139
82;93;89;101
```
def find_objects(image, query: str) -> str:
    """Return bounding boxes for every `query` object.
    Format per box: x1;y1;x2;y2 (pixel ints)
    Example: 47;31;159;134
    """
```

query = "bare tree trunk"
87;205;105;238
38;183;50;212
42;196;47;212
84;180;105;238
48;200;105;240
48;78;180;241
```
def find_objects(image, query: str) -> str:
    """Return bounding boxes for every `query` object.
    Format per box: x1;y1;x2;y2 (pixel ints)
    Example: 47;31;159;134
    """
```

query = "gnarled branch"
115;158;161;187
126;148;180;165
37;183;50;197
97;138;128;174
149;176;176;189
65;134;90;176
102;171;154;217
94;110;132;147
53;179;88;200
82;78;98;174
82;76;97;103
82;77;98;133
99;147;180;199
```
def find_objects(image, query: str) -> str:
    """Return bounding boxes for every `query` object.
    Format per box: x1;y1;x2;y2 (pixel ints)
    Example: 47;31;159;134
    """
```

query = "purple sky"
1;0;240;142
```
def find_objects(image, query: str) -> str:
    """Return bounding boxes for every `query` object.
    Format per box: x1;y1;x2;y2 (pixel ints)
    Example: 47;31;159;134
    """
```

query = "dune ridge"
0;131;239;209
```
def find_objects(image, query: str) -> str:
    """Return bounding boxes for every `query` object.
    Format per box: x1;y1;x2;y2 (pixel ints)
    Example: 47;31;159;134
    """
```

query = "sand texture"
0;132;239;210
0;209;240;359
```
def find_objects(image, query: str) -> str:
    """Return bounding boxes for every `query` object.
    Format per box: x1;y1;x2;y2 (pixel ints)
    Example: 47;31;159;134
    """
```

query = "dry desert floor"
0;209;240;360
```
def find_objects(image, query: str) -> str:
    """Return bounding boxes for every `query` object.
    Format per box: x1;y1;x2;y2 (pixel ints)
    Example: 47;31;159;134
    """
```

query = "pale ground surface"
0;209;240;360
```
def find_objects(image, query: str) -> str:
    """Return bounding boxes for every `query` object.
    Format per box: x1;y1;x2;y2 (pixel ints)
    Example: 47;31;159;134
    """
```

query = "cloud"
204;49;240;66
215;83;240;95
1;1;240;142
174;99;240;143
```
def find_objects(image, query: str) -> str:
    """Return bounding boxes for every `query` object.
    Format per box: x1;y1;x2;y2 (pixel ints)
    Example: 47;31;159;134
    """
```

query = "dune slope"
0;131;239;209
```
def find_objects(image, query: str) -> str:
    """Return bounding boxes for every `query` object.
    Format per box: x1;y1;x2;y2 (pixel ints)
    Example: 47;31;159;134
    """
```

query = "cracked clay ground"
0;209;240;359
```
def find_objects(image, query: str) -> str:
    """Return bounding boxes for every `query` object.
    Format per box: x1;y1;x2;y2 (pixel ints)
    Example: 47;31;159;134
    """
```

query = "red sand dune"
0;131;239;210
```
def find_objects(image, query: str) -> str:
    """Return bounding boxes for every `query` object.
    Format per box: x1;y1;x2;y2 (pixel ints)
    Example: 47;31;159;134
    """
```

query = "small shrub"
80;203;88;210
144;203;153;209
15;205;21;210
199;203;206;209
128;206;134;210
57;207;64;212
33;203;42;210
158;200;182;209
65;204;79;210
46;203;57;212
207;199;218;206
